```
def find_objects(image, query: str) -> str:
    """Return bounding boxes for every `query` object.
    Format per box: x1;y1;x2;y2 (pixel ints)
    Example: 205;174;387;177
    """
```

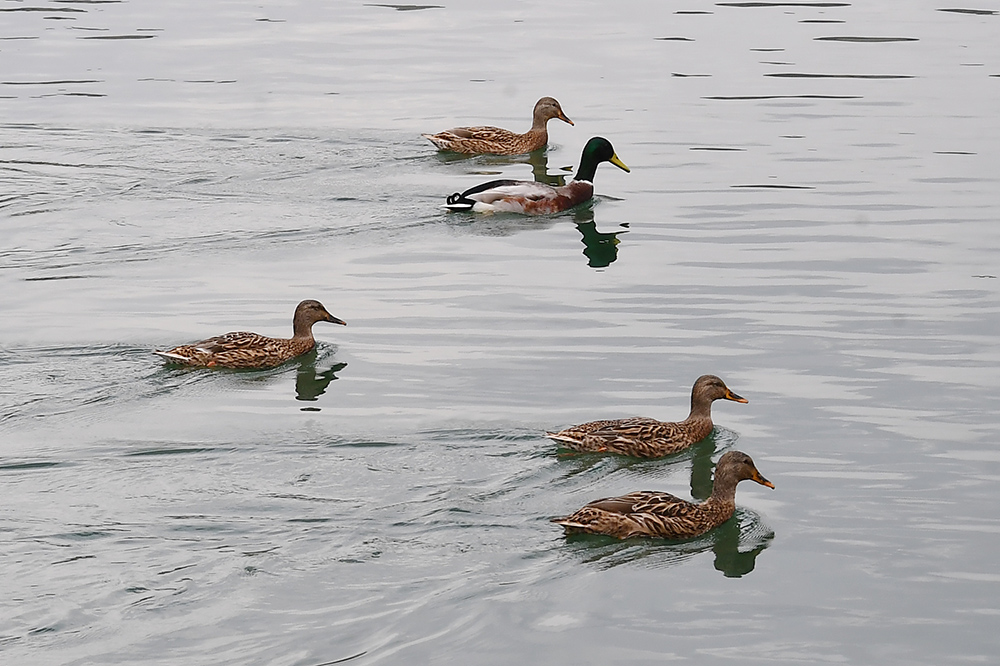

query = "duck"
546;375;747;458
444;136;629;214
551;450;774;539
154;299;346;369
422;96;573;155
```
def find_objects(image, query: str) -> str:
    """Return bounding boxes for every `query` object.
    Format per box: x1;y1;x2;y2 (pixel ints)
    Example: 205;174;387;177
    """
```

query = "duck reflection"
527;148;568;186
558;437;774;578
433;146;568;187
294;351;347;404
572;206;628;269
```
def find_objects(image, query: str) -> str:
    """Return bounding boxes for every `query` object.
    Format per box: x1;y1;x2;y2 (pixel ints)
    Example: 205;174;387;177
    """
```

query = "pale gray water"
2;1;1000;664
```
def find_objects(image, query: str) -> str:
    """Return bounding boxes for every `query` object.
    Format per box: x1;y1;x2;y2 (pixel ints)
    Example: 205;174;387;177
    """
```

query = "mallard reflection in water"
296;354;347;403
577;220;627;268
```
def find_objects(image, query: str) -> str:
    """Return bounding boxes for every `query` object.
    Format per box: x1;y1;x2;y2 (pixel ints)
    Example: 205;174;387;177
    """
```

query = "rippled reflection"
431;145;568;187
572;206;628;269
527;149;568;187
295;353;347;404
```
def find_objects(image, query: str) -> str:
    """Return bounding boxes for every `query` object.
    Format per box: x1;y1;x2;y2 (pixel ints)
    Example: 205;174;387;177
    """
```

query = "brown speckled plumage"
154;299;346;369
546;375;747;457
552;450;774;539
422;97;573;155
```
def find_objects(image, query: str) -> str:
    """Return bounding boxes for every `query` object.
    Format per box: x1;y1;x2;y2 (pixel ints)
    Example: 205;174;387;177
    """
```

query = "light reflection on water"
2;0;1000;664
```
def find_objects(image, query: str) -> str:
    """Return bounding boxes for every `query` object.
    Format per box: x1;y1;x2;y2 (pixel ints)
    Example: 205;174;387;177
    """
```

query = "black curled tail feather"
445;192;475;210
444;179;520;211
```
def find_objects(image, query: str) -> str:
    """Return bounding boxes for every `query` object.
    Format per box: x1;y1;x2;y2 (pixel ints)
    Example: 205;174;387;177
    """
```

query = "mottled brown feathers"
155;299;346;369
422;97;573;155
552;451;773;539
546;375;747;457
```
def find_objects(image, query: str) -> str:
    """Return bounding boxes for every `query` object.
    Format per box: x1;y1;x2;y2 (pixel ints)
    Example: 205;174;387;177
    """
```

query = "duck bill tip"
754;474;775;489
610;154;630;172
561;115;574;126
726;390;748;403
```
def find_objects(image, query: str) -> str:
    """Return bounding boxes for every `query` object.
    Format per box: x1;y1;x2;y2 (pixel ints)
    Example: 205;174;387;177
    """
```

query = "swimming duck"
154;299;346;369
444;136;629;214
422;96;573;155
551;450;774;539
546;375;747;458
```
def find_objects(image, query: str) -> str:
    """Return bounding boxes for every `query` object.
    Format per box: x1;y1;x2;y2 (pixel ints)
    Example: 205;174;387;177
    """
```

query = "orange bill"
725;389;748;403
752;470;775;489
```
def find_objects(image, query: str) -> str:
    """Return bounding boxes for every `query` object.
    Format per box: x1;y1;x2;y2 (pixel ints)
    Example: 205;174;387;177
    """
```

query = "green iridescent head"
574;137;630;182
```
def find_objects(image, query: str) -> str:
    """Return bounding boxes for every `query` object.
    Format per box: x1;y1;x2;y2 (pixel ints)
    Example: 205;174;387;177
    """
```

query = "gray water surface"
2;1;1000;664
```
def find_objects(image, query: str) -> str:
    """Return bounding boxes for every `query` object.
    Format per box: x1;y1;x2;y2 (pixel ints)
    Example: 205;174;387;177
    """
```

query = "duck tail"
545;431;581;446
422;133;446;149
444;192;475;211
550;517;588;533
153;350;191;364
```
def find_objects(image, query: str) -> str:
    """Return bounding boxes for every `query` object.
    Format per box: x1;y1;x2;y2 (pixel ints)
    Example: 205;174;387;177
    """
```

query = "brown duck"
546;375;748;458
551;450;774;539
422;96;573;155
154;299;346;369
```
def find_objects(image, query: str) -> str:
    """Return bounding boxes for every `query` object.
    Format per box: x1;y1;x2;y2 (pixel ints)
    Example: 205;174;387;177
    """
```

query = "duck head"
294;299;347;335
533;96;574;127
693;374;747;404
716;450;774;489
574;137;630;182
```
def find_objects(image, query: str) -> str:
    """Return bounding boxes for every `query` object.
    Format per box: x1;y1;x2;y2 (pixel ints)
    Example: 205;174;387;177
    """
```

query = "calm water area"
2;1;999;664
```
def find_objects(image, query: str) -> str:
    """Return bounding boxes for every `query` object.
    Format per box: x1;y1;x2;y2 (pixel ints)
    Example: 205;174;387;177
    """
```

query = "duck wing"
444;126;518;141
191;331;270;354
589;418;702;457
553;490;703;538
586;491;691;517
546;417;656;449
463;180;555;202
422;126;533;154
155;331;286;368
446;179;556;210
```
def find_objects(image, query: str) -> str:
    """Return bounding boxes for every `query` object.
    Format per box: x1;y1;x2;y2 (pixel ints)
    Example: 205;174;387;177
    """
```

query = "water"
2;1;1000;664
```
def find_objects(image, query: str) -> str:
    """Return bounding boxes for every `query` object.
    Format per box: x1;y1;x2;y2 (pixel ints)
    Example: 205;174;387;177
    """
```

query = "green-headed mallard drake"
444;136;629;214
546;375;747;457
422;96;573;155
552;450;774;539
154;299;346;369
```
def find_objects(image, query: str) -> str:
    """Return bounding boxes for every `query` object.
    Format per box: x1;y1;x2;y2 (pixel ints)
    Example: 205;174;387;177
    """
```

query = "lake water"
2;1;1000;664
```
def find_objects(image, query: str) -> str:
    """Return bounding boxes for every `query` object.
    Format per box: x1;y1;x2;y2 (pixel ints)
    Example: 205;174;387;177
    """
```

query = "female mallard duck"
422;96;573;155
444;136;629;214
546;375;747;458
154;299;346;369
552;450;774;539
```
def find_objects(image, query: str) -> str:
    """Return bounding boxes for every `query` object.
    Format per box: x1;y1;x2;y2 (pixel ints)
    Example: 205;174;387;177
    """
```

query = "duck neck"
291;316;316;340
688;391;715;421
530;111;549;131
708;466;740;505
573;158;599;183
